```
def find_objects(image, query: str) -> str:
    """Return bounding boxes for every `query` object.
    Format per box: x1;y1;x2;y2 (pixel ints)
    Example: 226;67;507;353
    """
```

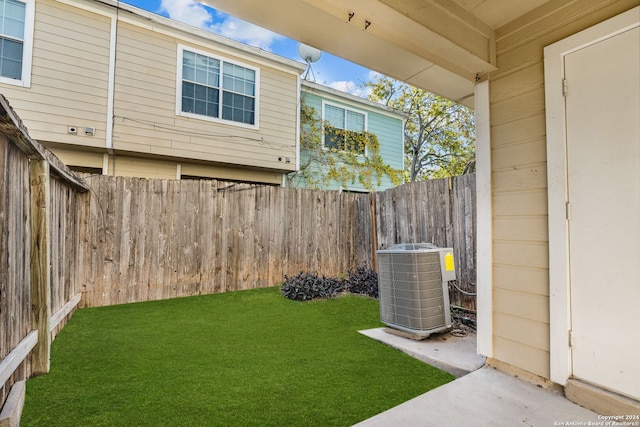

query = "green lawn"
22;287;453;426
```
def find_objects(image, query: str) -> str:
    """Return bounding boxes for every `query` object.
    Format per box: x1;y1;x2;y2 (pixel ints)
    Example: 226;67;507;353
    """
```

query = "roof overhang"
202;0;550;107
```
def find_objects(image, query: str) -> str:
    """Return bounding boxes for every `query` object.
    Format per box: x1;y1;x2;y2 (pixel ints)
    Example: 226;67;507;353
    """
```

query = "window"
323;102;367;154
177;46;258;127
0;0;33;86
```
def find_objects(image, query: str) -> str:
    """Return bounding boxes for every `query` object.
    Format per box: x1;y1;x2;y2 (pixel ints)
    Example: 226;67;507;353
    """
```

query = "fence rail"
79;174;476;309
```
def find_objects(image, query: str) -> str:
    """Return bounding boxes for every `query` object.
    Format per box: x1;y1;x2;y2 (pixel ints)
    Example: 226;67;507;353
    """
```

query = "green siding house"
289;80;405;192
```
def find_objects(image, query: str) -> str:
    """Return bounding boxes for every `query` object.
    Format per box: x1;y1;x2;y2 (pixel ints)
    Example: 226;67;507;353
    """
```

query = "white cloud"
159;0;212;29
210;16;283;51
328;80;371;98
159;0;283;51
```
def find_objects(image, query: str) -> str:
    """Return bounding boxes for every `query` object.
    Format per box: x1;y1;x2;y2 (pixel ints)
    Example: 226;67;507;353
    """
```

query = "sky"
121;0;377;98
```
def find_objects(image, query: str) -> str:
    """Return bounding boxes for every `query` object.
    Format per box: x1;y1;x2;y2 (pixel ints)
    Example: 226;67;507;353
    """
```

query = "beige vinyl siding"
111;156;178;179
0;0;110;146
112;22;299;171
105;155;283;183
180;163;283;185
47;146;104;169
489;0;638;379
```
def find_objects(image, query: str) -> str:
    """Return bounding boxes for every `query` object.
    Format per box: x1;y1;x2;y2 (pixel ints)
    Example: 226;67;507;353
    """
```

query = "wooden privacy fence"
79;174;476;310
0;96;88;422
79;178;374;306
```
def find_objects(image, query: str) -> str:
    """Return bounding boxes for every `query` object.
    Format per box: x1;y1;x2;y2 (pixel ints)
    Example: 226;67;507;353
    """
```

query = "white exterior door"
564;26;640;400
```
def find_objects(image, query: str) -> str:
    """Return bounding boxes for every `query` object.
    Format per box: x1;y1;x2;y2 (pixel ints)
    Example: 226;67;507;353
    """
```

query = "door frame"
544;6;639;386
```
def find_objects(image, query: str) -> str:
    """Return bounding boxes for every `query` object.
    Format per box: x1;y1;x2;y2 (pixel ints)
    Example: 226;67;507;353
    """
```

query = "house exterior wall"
180;162;283;184
0;0;304;184
111;20;301;172
50;146;104;170
488;0;638;379
51;146;284;183
296;83;404;191
0;0;111;148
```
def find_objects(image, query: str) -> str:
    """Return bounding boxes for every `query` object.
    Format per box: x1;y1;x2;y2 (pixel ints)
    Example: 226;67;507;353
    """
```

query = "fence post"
30;159;51;375
369;192;378;270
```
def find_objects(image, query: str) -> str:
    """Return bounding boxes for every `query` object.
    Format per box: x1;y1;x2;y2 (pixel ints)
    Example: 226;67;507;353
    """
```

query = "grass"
22;287;454;426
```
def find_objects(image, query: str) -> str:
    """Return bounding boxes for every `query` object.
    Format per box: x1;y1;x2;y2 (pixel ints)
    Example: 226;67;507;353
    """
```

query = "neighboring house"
0;0;305;184
291;80;405;191
216;0;640;414
0;0;404;189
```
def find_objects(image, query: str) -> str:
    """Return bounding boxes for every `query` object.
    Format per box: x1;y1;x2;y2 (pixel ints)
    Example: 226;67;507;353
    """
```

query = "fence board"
45;176;83;339
451;173;477;309
0;137;32;403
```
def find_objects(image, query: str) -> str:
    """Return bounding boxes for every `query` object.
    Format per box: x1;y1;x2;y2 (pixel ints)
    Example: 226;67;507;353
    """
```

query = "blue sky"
121;0;377;97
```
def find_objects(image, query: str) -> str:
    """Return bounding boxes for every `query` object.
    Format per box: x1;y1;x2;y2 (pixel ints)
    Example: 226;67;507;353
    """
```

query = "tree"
364;75;475;181
287;100;402;190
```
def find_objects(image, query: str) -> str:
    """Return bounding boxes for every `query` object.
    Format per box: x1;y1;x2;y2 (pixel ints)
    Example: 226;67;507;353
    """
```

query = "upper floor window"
323;102;367;155
177;46;259;128
0;0;33;87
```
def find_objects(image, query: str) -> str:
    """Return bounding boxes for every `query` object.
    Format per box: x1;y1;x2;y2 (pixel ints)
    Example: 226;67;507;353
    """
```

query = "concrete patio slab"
358;328;486;377
356;328;601;426
354;366;600;427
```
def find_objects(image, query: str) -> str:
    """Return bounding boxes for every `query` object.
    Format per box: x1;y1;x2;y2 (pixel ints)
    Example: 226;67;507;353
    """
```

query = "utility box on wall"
377;243;456;338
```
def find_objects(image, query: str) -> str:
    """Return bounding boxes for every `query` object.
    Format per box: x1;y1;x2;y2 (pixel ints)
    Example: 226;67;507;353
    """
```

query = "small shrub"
281;272;345;301
343;266;379;299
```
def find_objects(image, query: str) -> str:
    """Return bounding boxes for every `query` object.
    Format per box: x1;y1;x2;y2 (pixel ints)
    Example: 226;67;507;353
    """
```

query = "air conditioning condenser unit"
377;243;456;338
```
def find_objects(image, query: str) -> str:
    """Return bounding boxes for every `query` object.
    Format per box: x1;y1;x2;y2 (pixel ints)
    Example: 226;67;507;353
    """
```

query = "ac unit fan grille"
378;251;447;333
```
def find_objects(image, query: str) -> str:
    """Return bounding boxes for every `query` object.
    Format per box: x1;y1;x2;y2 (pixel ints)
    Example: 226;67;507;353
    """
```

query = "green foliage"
365;75;475;181
288;100;402;190
22;287;453;426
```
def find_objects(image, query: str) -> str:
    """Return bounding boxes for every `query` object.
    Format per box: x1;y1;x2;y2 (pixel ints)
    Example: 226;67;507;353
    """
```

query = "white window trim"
321;100;368;156
0;0;34;87
175;44;260;130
